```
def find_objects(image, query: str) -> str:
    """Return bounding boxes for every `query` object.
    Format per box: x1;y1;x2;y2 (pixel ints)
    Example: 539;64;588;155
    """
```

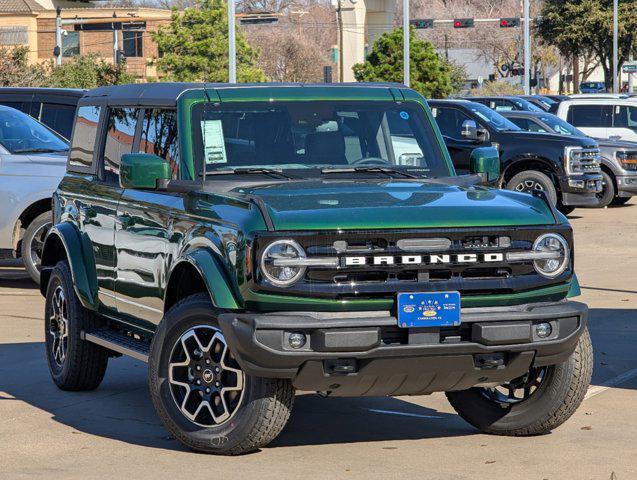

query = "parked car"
0;105;69;283
579;81;606;93
40;82;592;455
500;110;637;207
428;99;602;213
0;87;85;140
554;97;637;142
463;96;545;112
519;95;557;111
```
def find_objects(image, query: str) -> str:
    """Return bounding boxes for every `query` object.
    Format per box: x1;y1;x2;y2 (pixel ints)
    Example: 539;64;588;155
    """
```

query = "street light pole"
403;0;410;86
228;0;237;84
613;0;619;93
55;7;62;66
523;0;530;95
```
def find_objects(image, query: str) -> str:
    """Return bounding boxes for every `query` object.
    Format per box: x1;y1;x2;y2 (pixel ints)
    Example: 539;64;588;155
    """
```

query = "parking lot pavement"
0;202;635;480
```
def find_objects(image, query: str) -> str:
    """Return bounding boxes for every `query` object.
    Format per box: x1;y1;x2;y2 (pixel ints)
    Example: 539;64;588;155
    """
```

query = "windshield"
465;102;522;132
191;101;454;178
0;107;68;154
511;98;544;112
539;114;587;137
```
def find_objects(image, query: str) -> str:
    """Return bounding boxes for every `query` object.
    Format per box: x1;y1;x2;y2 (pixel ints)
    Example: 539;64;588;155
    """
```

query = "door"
566;104;612;139
610;104;637;141
115;108;181;327
431;106;487;173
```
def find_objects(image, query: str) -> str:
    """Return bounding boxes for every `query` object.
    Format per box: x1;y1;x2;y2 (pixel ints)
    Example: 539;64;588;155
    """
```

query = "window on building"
69;105;101;170
140;109;180;178
123;28;144;58
103;107;139;184
62;31;80;57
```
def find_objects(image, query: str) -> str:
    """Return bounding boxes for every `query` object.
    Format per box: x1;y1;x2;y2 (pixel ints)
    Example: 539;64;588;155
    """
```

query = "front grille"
253;226;572;299
577;148;602;173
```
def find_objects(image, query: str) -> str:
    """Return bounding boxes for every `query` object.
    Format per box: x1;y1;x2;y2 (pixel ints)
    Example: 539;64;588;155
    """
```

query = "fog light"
288;332;306;349
535;322;552;339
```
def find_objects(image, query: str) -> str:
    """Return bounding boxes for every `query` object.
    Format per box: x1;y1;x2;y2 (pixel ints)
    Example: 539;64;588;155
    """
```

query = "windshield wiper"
13;148;68;154
206;167;293;179
321;166;419;179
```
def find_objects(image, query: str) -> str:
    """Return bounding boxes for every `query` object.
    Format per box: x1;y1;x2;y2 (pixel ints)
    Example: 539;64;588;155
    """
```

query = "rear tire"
506;170;558;206
45;261;109;391
595;170;615;208
149;293;294;455
446;328;592;436
21;211;52;285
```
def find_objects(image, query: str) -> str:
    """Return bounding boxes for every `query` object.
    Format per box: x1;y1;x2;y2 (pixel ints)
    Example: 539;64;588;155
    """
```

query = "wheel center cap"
202;369;214;383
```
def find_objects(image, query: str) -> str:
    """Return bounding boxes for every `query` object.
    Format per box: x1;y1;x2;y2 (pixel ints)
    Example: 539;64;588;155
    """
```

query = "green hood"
234;179;556;230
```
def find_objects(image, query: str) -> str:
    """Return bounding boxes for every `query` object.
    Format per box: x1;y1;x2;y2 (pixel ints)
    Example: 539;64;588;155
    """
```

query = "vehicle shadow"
0;308;634;452
0;260;37;290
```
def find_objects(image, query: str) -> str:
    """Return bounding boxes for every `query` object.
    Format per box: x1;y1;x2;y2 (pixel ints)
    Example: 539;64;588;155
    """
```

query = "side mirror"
461;119;478;140
470;146;500;183
120;153;171;189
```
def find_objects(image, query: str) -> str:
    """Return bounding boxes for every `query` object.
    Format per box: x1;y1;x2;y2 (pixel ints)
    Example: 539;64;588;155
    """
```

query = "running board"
83;329;150;363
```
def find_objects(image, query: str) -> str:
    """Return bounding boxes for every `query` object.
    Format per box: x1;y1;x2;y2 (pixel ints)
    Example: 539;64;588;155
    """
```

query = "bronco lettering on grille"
343;253;505;266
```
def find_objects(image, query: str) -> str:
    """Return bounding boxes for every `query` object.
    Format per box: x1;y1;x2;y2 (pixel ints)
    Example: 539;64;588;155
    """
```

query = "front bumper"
616;173;637;197
218;300;588;397
560;173;603;206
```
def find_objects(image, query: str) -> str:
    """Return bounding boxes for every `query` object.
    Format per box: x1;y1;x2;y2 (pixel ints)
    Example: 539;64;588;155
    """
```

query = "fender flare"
166;248;240;310
40;222;99;310
500;156;560;186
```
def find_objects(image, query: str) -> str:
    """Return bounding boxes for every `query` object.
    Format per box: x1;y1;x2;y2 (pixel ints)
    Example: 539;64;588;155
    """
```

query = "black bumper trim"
217;300;588;395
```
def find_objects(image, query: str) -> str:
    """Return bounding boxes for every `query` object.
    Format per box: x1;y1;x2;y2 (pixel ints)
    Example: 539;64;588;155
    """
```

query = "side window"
612;105;637;131
526;120;549;133
506;117;529;130
103;107;139;184
0;101;31;115
40;103;77;140
432;107;474;140
69;105;101;170
139;109;180;178
567;105;611;127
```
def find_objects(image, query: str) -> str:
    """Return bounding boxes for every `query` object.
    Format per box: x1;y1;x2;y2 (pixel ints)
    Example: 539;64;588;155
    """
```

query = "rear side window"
567;104;612;127
0;101;31;114
103;107;139;184
69;105;101;170
40;103;77;140
139;109;180;178
612;105;637;132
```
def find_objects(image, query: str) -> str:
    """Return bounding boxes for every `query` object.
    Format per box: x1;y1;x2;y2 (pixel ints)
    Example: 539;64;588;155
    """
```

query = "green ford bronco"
40;83;592;455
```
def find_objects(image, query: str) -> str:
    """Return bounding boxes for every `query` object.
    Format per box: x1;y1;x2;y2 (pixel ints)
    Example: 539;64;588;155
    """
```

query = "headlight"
260;240;307;287
564;146;600;174
616;151;637;171
532;233;570;278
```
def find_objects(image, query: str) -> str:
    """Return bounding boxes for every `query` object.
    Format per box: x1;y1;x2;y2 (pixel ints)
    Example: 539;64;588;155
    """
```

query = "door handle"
116;213;134;228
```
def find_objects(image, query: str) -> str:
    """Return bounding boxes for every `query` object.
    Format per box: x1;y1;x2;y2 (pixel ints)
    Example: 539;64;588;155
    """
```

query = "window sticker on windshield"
400;111;410;120
201;119;227;164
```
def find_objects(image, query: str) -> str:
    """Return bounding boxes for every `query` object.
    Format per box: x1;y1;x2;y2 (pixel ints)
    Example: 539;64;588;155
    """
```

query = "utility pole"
55;7;62;65
112;13;118;65
403;0;409;86
613;0;619;93
523;0;530;95
228;0;237;83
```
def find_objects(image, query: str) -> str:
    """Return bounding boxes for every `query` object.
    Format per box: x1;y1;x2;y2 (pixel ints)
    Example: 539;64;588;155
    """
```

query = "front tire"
506;170;558;206
595;170;615;208
45;261;109;391
149;294;294;455
446;328;592;436
22;211;52;284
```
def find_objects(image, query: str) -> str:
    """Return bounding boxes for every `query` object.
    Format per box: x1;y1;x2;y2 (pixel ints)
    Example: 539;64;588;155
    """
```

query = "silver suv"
0;105;68;283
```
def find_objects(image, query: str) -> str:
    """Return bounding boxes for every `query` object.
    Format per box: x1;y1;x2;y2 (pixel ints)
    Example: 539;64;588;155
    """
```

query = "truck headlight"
532;233;569;278
260;240;306;287
564;146;600;174
616;151;637;171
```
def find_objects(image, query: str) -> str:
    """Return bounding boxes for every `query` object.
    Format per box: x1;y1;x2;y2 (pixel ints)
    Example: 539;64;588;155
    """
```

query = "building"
0;0;172;81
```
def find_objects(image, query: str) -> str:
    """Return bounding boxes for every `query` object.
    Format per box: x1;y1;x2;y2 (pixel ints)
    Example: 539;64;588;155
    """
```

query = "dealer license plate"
397;291;461;328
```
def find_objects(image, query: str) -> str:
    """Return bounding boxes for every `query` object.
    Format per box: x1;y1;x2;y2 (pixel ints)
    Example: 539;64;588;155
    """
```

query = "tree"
442;58;469;94
150;0;266;82
0;46;49;87
470;80;523;96
537;0;637;89
49;54;135;89
353;27;452;99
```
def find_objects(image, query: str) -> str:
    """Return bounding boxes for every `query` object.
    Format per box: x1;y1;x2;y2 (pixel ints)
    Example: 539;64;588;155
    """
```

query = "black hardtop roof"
0;87;86;97
80;82;409;107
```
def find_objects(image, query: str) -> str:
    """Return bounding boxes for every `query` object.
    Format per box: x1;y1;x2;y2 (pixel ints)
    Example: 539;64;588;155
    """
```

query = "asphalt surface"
0;201;635;480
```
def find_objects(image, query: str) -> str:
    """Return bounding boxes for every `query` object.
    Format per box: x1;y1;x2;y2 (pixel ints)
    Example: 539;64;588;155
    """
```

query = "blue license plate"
397;291;461;328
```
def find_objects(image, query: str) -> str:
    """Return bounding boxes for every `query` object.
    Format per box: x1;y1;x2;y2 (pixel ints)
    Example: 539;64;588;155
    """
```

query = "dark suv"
429;99;603;213
0;87;84;139
40;83;592;455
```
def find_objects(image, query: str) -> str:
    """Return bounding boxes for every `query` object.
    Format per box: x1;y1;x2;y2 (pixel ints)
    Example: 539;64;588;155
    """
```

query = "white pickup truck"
0;105;68;283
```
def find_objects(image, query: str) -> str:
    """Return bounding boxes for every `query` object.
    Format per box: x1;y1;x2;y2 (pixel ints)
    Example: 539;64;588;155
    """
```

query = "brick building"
0;0;172;81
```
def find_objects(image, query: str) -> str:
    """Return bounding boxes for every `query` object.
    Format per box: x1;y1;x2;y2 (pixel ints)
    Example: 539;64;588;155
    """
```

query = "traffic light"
410;19;434;29
453;18;474;28
500;18;520;28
